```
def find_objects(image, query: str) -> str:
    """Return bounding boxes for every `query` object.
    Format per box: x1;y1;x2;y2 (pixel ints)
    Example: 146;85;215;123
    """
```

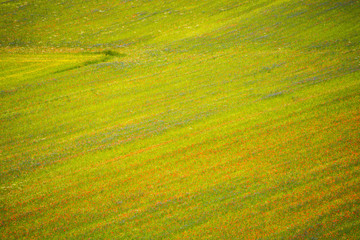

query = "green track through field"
1;0;359;239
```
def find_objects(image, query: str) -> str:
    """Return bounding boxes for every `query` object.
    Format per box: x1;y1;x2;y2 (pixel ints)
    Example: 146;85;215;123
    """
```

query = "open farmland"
1;0;360;239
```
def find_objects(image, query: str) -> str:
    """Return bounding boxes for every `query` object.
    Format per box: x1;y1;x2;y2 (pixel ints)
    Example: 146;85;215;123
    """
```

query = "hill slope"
1;0;360;239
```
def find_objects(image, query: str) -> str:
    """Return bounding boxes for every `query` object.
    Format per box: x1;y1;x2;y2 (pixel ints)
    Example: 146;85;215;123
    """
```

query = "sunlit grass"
1;0;359;239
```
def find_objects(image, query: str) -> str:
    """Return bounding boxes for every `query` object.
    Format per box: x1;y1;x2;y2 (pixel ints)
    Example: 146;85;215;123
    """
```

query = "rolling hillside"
1;0;360;239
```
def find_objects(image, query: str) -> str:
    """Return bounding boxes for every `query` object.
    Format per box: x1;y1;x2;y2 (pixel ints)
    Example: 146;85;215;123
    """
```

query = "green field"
1;0;360;239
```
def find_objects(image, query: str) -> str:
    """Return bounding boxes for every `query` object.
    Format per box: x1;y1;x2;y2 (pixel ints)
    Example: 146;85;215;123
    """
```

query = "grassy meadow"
1;0;360;239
